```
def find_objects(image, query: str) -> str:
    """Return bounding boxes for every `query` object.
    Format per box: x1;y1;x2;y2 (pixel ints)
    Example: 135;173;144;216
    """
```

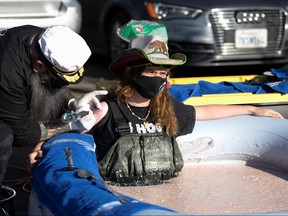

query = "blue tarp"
169;68;288;103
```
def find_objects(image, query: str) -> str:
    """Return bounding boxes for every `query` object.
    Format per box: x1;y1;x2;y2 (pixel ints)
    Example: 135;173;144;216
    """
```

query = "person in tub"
29;20;287;186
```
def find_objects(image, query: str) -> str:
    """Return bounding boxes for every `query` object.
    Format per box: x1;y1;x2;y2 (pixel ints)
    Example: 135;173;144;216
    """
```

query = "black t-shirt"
91;98;196;161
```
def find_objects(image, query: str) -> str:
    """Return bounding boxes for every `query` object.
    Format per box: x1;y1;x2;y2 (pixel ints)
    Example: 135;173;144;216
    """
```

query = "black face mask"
40;66;69;89
49;77;69;89
40;75;68;89
132;75;167;99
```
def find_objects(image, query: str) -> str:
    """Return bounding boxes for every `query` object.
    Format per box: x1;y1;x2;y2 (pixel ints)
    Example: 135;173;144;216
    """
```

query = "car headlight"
146;2;203;20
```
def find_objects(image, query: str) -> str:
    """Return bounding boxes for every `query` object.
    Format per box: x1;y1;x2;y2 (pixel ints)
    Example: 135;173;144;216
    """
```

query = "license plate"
235;29;268;48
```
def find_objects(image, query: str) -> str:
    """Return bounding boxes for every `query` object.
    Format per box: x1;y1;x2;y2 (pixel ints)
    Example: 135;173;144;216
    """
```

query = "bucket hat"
109;20;186;75
38;25;91;84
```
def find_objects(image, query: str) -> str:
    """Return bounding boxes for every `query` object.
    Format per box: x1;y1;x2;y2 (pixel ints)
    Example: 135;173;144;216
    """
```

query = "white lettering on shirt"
145;123;156;133
128;122;134;133
155;124;163;133
136;124;147;133
132;122;163;134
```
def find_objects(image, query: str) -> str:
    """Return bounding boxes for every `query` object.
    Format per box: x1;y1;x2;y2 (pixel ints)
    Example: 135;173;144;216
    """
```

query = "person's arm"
195;104;284;120
39;90;109;140
39;97;111;141
28;111;93;169
92;101;109;124
39;122;71;141
27;120;72;170
27;91;109;167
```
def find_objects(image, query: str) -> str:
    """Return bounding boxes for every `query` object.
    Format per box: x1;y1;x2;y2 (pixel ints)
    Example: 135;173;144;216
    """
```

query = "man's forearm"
39;122;70;141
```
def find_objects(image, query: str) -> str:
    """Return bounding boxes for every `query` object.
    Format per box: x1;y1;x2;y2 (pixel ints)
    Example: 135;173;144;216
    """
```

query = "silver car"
0;0;82;33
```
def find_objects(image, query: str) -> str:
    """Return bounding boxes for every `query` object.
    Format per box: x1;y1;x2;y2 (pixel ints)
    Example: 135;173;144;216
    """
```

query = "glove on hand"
69;104;96;133
68;90;108;111
68;90;108;133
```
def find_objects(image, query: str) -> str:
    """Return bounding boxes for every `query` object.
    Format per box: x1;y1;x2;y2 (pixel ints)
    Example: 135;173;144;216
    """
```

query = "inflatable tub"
29;73;288;215
28;121;288;215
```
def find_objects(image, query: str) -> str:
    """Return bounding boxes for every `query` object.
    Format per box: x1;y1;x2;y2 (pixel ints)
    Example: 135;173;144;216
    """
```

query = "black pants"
0;120;13;184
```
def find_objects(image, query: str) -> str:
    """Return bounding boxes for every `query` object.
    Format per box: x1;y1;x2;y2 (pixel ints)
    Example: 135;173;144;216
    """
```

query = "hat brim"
109;48;186;75
53;66;85;84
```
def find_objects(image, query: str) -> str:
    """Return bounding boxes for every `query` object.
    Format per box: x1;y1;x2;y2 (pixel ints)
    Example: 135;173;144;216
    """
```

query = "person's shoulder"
172;97;195;113
100;101;109;112
171;97;192;107
101;95;118;107
4;25;43;40
9;25;43;32
93;101;109;124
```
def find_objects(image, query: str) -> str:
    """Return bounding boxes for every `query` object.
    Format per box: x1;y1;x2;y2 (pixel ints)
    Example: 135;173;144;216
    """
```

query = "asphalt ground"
2;55;288;215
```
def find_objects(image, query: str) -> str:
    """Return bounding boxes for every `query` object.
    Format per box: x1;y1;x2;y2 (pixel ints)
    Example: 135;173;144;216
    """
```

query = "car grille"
209;9;286;56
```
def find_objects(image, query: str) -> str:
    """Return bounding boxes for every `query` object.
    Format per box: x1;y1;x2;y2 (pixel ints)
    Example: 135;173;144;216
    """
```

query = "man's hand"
69;104;97;133
68;90;108;133
68;90;108;111
27;141;44;171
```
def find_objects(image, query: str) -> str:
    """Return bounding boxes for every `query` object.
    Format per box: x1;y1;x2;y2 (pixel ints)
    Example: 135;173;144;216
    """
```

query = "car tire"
106;12;131;61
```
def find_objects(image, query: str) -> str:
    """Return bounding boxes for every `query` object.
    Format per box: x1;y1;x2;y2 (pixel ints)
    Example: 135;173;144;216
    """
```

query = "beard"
30;74;73;122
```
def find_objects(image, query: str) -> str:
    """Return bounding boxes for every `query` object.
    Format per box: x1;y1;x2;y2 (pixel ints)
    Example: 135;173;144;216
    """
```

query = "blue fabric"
168;84;196;102
169;81;261;103
264;80;288;94
271;68;288;79
169;69;288;103
31;133;177;216
193;80;258;96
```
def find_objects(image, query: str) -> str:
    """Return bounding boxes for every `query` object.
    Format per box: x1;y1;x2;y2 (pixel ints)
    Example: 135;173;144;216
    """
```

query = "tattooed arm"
39;122;70;141
27;104;98;169
27;121;71;169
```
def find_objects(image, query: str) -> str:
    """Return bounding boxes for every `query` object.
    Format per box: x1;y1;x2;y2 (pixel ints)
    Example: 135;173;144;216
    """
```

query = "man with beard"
0;25;100;187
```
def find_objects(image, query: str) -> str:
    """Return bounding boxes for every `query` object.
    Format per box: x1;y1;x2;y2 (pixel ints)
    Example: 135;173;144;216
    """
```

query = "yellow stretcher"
170;75;288;106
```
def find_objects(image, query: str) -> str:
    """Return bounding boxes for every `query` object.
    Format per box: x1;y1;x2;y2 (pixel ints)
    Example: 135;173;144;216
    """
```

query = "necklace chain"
125;102;151;123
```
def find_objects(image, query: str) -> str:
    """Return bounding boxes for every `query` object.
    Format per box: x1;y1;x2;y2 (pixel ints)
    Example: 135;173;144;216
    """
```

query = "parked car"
78;0;288;68
0;0;82;33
